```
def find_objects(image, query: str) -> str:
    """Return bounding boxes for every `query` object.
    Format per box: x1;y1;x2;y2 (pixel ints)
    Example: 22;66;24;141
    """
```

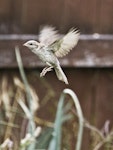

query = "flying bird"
23;26;80;84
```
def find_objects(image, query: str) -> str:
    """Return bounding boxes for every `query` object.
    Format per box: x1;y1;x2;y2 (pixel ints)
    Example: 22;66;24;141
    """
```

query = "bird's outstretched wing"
38;25;61;46
51;29;80;57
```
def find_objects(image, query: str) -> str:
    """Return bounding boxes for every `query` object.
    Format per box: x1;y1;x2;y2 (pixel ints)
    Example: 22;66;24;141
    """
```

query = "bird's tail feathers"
54;65;68;84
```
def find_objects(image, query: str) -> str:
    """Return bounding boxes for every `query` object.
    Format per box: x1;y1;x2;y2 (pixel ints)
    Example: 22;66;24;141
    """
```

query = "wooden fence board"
0;1;113;149
0;34;113;68
0;0;113;33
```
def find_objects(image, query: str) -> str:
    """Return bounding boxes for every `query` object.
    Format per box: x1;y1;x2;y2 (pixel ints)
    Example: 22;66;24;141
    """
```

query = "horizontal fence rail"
0;34;113;68
1;34;113;41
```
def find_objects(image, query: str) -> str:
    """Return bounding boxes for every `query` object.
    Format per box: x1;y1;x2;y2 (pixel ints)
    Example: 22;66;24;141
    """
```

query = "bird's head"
23;40;41;50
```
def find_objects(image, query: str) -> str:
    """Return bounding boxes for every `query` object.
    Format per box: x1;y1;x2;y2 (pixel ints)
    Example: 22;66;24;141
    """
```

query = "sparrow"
23;26;80;84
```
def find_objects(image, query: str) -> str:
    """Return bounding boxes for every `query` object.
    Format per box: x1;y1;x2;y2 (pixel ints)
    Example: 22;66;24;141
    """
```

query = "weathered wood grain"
0;0;113;33
0;1;113;150
0;34;113;68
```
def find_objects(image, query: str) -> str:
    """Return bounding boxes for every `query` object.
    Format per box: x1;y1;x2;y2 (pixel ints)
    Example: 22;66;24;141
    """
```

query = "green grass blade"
15;47;36;150
63;89;84;150
49;88;84;150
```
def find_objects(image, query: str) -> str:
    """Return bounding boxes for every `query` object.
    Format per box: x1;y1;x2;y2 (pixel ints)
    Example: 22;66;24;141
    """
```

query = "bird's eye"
29;43;33;45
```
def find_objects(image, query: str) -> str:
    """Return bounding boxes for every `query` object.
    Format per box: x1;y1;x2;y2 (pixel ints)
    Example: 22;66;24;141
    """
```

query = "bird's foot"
40;66;53;77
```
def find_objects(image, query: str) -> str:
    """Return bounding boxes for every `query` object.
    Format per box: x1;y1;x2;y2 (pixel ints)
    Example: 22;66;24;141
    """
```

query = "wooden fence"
0;0;113;149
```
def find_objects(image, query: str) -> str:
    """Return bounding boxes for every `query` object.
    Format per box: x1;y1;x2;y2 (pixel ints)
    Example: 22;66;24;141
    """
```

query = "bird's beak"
23;42;27;47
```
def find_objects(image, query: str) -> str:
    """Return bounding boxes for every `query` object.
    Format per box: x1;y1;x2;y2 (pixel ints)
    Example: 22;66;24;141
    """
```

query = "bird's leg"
40;66;48;74
40;67;47;77
40;66;53;77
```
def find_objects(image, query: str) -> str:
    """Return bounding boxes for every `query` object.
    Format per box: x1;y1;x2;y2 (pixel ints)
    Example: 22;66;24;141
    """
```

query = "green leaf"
49;88;84;150
35;127;53;149
48;93;69;150
15;47;36;150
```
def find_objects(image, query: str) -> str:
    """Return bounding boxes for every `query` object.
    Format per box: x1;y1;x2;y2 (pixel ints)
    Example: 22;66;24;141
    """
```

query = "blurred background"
0;0;113;150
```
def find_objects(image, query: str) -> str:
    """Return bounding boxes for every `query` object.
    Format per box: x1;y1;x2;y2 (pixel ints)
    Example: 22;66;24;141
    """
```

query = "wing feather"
38;25;60;46
54;29;80;57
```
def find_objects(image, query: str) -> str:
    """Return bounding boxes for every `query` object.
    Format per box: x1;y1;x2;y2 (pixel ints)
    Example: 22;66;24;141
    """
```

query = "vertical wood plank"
1;0;113;33
99;0;113;33
20;0;65;33
0;0;11;17
94;70;113;128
